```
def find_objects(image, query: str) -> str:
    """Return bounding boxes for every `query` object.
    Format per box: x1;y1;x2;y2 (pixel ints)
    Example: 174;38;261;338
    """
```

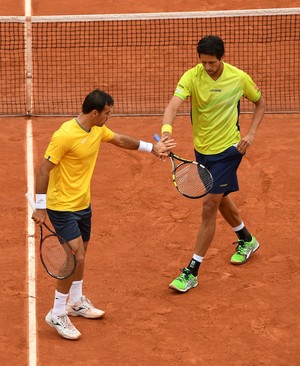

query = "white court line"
26;120;37;366
25;0;36;361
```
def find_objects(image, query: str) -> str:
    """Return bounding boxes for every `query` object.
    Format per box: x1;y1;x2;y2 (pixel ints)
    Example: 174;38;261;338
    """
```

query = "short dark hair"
82;89;114;114
196;35;225;60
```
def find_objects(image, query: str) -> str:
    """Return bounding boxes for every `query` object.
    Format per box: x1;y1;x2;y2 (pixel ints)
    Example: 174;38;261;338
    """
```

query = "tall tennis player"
160;35;266;293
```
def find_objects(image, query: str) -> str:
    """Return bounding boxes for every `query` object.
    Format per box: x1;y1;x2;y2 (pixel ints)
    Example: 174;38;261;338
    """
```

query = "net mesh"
0;20;26;115
0;10;299;116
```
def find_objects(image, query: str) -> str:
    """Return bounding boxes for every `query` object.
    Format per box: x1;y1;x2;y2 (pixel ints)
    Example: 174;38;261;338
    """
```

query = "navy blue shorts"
47;205;92;242
195;146;244;196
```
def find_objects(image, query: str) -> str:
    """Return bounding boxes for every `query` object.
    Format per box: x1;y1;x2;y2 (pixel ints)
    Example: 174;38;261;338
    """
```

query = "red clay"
0;1;299;365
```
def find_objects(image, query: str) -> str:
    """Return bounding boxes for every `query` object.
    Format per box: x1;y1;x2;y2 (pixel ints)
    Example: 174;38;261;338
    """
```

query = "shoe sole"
67;310;105;319
45;313;81;340
169;281;198;293
230;242;260;265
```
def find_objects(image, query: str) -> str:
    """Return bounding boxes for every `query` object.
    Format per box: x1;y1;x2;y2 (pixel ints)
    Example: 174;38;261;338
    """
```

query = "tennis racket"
154;134;213;199
25;192;76;280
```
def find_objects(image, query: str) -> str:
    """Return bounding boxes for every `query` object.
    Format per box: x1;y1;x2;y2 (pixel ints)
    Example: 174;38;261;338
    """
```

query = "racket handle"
153;134;160;142
25;192;36;210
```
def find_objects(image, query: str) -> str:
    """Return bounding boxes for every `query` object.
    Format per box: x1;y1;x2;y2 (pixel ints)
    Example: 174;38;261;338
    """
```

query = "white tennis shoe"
45;310;81;340
66;296;105;319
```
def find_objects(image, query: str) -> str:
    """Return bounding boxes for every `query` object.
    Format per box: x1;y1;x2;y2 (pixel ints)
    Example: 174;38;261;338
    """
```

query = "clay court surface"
1;1;299;366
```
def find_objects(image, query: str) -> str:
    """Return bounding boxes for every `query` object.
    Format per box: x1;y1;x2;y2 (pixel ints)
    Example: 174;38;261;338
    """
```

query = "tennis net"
0;8;299;116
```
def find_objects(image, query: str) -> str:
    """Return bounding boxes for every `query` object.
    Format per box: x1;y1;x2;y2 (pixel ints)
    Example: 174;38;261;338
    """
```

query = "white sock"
69;280;83;304
52;290;68;316
193;253;204;263
233;222;245;232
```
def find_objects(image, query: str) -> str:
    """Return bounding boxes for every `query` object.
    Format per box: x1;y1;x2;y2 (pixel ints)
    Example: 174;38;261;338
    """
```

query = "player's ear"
92;109;100;117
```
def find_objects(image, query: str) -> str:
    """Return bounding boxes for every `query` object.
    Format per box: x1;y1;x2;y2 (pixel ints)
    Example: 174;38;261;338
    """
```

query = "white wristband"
35;194;47;209
138;140;153;153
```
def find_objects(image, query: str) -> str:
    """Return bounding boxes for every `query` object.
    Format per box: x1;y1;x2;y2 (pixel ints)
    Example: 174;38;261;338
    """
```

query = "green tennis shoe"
169;268;198;292
230;236;260;265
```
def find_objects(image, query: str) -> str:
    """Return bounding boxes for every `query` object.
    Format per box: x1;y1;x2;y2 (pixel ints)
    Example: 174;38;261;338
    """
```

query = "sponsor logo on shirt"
210;89;222;92
175;84;185;93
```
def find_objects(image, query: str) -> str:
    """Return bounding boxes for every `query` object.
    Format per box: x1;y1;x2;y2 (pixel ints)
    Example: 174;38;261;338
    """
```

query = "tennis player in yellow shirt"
31;89;176;339
161;35;266;293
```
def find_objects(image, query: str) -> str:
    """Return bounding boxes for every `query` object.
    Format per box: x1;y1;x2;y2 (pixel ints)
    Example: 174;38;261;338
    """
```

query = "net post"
25;15;32;117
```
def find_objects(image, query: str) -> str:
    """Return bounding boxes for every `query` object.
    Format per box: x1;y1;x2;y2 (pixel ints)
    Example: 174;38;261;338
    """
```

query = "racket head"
39;225;76;280
152;134;213;199
171;157;213;199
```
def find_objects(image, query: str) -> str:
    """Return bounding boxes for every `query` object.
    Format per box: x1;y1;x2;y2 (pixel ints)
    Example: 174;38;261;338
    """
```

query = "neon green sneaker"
230;236;260;265
169;268;198;292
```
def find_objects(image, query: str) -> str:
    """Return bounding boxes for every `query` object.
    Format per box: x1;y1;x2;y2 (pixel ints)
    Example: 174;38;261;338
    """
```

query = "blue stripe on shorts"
194;146;244;195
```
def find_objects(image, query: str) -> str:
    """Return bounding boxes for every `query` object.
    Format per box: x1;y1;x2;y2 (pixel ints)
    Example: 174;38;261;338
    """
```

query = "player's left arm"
237;95;266;154
237;73;266;153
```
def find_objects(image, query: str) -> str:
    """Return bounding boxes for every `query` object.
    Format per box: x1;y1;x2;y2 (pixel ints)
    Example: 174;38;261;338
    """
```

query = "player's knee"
75;247;86;265
69;237;86;264
202;199;219;219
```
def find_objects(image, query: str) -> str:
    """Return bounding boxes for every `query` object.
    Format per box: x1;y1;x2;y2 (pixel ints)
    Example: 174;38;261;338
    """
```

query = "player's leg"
219;195;259;265
194;193;224;256
45;239;83;338
45;239;83;340
169;193;223;292
45;209;88;339
66;207;105;319
169;146;236;293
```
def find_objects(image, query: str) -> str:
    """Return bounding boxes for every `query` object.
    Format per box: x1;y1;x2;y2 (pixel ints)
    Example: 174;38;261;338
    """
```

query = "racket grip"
153;134;160;142
25;192;36;210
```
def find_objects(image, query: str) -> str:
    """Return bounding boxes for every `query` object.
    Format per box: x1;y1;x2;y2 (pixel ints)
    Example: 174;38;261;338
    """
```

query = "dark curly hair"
197;35;225;60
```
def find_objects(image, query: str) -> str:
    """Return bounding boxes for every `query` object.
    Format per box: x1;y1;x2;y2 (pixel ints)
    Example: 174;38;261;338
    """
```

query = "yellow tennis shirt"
44;118;114;211
174;62;261;154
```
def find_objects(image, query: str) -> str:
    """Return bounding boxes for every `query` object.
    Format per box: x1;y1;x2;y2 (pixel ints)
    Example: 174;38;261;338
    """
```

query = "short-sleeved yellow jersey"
44;118;114;211
174;62;261;154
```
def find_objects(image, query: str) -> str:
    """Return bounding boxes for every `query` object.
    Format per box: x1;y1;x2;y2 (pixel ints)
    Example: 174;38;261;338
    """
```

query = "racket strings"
41;235;75;279
174;163;213;197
